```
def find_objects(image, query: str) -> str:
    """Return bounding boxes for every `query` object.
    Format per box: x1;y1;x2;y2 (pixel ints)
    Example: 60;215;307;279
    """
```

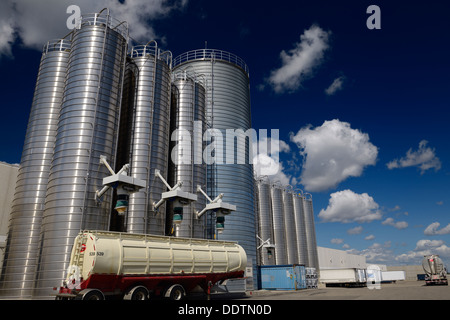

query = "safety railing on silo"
173;49;250;77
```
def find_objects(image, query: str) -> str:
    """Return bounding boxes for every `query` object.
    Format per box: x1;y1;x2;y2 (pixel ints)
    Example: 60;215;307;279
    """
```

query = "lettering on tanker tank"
89;252;104;256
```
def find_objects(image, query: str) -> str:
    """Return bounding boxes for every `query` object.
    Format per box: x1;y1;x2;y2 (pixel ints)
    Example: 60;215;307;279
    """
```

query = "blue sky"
1;0;449;267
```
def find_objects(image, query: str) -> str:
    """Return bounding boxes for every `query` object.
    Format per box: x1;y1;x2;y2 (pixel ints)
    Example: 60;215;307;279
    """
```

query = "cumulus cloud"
347;226;363;235
387;140;441;174
331;238;344;244
253;137;291;185
348;242;395;264
396;240;450;264
424;222;450;235
381;217;408;230
0;1;15;58
325;76;345;95
291;119;378;192
266;24;331;93
0;0;188;59
318;189;382;223
365;234;375;241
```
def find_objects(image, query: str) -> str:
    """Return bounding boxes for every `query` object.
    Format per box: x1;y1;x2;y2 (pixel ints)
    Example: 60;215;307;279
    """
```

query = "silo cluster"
0;8;319;299
255;178;319;270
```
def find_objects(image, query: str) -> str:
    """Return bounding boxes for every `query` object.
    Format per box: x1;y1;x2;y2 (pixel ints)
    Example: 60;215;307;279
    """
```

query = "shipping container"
259;265;306;290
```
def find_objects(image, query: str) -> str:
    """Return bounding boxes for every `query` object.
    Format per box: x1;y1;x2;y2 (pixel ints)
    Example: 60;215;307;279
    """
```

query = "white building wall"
318;246;366;270
0;162;19;273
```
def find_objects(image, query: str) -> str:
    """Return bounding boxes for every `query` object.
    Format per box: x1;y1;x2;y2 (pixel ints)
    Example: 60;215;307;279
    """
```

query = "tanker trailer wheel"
75;289;105;300
164;284;186;301
123;286;149;300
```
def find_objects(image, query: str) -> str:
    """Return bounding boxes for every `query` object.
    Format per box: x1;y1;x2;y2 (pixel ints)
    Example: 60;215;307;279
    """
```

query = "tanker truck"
422;255;448;286
55;230;247;300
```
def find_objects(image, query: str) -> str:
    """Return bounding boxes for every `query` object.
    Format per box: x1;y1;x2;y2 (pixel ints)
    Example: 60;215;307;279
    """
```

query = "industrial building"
0;9;322;299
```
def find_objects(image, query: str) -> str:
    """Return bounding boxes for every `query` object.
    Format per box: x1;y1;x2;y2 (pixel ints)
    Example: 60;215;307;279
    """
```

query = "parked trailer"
56;231;247;300
381;271;405;283
319;268;367;287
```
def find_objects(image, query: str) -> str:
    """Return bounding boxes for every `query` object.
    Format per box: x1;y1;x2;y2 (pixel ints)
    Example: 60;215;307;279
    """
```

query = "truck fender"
164;284;186;300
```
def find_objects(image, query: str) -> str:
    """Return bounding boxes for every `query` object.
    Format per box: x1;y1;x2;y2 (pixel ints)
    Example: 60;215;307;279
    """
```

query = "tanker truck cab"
56;230;247;300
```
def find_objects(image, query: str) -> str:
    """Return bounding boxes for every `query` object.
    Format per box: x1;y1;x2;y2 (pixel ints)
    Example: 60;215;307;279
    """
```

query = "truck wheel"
165;284;186;301
75;289;105;300
123;286;149;300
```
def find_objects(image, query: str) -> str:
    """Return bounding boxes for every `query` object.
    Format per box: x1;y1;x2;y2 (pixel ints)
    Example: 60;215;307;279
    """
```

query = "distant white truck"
319;268;367;287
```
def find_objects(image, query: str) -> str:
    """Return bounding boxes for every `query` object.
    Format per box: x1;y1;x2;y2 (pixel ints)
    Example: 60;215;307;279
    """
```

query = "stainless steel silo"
256;178;275;265
171;72;207;238
282;188;298;265
173;49;256;289
0;39;71;299
292;192;309;266
270;184;287;265
35;11;128;298
303;193;319;269
125;42;172;235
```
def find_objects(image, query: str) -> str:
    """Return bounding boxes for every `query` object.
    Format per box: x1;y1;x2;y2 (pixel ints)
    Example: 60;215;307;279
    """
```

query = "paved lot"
241;281;450;300
207;281;449;300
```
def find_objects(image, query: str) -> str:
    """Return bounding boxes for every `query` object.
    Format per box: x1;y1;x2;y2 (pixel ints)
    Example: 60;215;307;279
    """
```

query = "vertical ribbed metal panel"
0;40;71;299
171;74;206;238
256;179;274;265
292;193;309;266
282;189;298;265
303;194;319;269
125;43;172;235
35;13;128;298
270;185;287;265
173;49;256;289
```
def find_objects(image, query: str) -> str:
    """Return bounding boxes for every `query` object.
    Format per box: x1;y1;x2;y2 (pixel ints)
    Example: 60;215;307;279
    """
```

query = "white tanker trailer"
55;230;247;300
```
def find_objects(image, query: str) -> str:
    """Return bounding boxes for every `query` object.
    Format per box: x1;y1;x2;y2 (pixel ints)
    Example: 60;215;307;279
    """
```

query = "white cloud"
347;226;363;235
0;1;15;58
348;241;395;264
365;234;375;240
424;222;450;235
253;137;291;185
267;24;331;93
318;189;382;223
396;240;450;265
0;0;189;59
387;140;441;174
325;76;345;95
291;119;378;192
331;238;344;244
381;217;408;229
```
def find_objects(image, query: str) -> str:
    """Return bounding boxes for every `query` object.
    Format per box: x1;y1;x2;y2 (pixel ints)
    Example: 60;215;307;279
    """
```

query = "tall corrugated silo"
170;72;207;238
282;188;299;265
255;178;275;265
0;39;71;299
124;42;172;235
172;49;256;288
303;193;319;270
292;192;309;266
270;184;287;265
34;10;128;298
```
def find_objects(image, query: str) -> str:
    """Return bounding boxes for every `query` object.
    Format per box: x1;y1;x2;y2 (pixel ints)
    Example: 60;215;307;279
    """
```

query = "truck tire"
164;284;186;301
75;289;105;300
123;286;149;300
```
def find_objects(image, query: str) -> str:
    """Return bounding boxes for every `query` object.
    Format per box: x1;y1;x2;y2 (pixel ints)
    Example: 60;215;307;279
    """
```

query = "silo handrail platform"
173;49;250;77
